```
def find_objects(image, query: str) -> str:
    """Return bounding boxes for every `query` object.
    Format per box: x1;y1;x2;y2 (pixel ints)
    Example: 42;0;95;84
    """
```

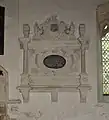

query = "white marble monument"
17;14;91;103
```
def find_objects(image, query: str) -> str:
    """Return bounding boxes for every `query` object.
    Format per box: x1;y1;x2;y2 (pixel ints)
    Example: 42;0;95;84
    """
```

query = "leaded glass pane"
103;84;109;94
102;41;109;51
102;62;109;73
102;51;109;61
102;32;109;95
103;73;109;83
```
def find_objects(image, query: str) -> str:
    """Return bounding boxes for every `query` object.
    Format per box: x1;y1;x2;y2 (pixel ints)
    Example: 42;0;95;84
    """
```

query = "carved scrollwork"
68;22;76;40
69;49;80;72
10;105;19;114
32;14;77;41
59;48;67;56
33;21;44;41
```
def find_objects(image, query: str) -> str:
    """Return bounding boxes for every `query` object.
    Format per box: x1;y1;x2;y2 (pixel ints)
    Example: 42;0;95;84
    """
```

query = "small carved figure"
33;22;44;40
70;22;75;34
69;22;76;40
33;22;40;39
34;21;39;35
59;21;66;32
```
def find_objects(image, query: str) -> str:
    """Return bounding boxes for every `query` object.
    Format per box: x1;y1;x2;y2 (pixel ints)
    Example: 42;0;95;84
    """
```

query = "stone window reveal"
97;2;109;102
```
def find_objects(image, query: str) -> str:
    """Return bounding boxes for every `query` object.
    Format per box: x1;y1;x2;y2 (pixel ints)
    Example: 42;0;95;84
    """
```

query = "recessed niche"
43;55;66;69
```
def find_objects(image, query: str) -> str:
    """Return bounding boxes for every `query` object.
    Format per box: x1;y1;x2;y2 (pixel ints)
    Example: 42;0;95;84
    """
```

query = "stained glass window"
101;31;109;95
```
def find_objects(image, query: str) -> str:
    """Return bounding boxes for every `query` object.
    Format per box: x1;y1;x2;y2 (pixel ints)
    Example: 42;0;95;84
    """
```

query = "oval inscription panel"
43;55;66;69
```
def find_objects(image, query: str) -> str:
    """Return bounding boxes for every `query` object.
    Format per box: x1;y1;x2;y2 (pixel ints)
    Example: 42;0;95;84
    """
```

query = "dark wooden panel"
0;6;5;55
